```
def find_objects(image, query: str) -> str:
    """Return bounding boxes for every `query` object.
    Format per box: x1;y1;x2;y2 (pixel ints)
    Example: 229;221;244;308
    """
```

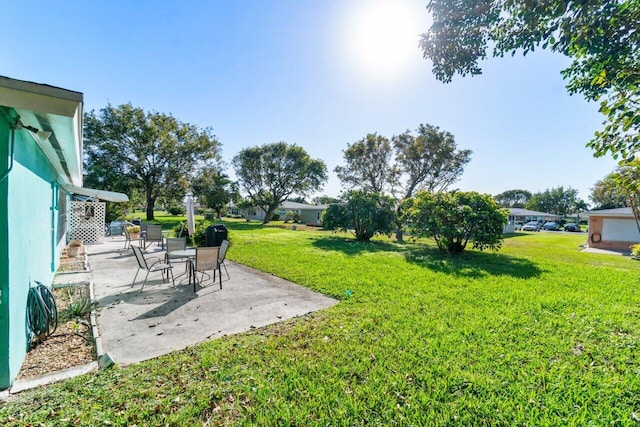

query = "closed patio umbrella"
186;194;195;237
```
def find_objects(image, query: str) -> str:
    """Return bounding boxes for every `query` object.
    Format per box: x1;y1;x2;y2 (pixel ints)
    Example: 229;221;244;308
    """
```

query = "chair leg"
169;268;176;288
131;267;140;287
218;265;222;289
221;262;230;280
140;271;151;292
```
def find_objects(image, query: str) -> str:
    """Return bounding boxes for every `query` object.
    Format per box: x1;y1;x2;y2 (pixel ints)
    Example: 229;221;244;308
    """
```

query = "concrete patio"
54;235;338;366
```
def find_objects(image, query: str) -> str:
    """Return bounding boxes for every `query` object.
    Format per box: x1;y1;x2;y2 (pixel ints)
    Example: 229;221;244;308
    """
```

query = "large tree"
392;124;472;239
494;189;532;208
525;186;586;216
84;103;221;220
590;173;629;209
334;124;472;241
420;0;640;160
191;167;239;219
334;133;396;194
402;190;507;254
232;142;327;224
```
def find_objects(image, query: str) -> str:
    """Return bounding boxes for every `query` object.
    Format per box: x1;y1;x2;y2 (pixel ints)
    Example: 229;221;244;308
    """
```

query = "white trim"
62;184;129;203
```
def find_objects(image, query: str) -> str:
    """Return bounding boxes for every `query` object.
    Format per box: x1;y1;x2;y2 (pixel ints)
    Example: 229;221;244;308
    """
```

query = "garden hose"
27;281;58;339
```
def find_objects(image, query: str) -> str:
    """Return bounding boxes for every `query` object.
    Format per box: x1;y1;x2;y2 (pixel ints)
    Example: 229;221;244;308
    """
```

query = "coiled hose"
27;281;58;339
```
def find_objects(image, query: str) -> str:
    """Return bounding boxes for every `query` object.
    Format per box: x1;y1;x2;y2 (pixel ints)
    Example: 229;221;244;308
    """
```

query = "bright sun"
345;0;425;82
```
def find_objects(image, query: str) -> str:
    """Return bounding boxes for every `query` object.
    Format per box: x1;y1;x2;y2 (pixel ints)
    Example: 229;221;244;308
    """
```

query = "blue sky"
1;0;619;203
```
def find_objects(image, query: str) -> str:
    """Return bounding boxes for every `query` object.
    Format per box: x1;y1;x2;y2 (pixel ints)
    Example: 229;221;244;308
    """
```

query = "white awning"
62;184;129;203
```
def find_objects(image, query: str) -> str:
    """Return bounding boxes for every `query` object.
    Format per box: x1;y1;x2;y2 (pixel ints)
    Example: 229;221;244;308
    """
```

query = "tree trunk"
146;193;156;221
262;204;278;224
395;205;404;242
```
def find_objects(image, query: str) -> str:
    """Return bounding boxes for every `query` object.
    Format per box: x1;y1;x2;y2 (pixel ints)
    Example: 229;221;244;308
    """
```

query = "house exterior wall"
0;117;9;389
0;118;63;389
587;215;639;251
300;209;323;226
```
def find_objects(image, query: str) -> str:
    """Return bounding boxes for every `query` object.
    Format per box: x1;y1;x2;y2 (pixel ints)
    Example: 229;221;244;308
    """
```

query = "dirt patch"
17;284;96;381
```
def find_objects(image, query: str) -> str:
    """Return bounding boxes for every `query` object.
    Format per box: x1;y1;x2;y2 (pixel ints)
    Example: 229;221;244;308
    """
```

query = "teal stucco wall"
0;115;9;389
0;114;63;389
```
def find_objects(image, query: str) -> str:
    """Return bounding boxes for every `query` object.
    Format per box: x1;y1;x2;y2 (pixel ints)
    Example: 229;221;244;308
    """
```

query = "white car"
522;221;541;231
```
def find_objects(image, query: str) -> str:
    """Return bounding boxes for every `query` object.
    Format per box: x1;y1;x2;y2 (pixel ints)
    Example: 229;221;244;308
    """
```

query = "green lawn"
3;225;640;425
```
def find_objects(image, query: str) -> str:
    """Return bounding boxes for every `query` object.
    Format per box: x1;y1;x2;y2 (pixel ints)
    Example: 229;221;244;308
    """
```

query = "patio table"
170;249;196;291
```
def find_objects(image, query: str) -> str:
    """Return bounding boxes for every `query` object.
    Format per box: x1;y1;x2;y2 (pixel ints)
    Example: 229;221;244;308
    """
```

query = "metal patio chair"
130;245;174;292
218;239;230;280
123;222;142;249
143;224;163;249
191;246;222;290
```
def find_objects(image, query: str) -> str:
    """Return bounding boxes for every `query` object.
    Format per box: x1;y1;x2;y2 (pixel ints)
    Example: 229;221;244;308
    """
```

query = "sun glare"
345;0;425;83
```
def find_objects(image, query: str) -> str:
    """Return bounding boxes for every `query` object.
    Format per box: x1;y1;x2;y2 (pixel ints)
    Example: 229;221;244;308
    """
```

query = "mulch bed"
16;252;96;381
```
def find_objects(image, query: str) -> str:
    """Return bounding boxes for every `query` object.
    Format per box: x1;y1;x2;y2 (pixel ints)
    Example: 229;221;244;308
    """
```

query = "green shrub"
631;243;640;258
168;205;185;216
61;286;95;321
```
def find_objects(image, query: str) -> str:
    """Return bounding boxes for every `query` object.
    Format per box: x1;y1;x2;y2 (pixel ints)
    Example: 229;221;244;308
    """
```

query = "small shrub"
168;205;185;216
61;286;95;321
631;243;640;258
284;211;301;223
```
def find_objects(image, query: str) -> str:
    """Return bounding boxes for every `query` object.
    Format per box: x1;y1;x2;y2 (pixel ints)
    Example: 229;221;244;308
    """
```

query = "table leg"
190;260;195;292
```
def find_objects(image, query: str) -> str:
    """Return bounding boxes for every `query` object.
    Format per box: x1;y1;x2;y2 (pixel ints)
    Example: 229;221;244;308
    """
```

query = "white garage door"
602;218;640;242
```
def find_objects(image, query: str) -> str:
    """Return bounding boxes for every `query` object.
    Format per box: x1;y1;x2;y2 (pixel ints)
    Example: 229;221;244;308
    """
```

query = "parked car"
564;223;581;232
543;221;560;231
522;221;541;231
514;221;523;230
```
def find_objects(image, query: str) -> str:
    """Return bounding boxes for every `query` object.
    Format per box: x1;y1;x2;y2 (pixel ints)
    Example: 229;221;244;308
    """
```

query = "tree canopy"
420;0;640;160
334;124;472;241
191;167;239;219
494;189;532;208
524;186;587;216
334;133;396;194
322;191;396;242
232;142;327;224
608;159;640;233
84;103;221;220
393;124;473;198
402;190;507;254
590;173;629;209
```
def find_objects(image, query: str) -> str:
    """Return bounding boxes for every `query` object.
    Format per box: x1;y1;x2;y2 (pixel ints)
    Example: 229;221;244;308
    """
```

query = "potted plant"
126;225;141;239
67;240;83;257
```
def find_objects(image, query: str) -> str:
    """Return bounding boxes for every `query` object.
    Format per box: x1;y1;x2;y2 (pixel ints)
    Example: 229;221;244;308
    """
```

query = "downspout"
50;181;58;271
0;126;16;184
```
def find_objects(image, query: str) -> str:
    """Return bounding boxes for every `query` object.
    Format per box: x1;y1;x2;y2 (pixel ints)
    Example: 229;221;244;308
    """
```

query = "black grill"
205;224;228;247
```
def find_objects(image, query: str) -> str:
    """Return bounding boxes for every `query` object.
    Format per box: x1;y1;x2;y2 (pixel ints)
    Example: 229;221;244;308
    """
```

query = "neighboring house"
582;207;639;251
0;76;126;390
503;208;561;233
278;201;329;225
507;208;561;225
230;201;329;225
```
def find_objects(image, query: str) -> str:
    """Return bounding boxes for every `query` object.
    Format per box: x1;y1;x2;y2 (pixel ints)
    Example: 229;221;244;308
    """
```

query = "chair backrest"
195;247;219;271
140;222;149;234
123;225;131;240
145;224;163;240
131;245;148;269
219;239;230;262
166;237;187;255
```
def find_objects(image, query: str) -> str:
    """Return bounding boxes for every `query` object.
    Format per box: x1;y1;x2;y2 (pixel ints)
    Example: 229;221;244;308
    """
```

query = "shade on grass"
2;223;640;425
